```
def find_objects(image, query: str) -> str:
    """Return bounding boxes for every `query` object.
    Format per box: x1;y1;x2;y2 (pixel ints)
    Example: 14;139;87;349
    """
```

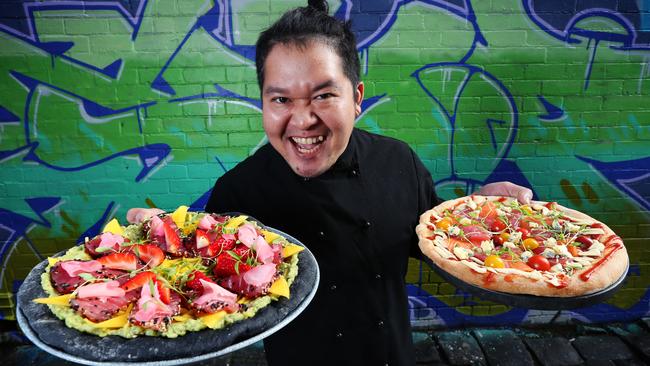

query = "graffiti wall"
0;0;649;327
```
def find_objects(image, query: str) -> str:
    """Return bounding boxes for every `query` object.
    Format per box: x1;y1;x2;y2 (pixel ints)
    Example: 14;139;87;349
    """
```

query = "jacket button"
330;284;337;291
318;231;325;240
350;169;358;177
375;274;382;280
363;221;371;229
336;331;343;338
378;320;384;327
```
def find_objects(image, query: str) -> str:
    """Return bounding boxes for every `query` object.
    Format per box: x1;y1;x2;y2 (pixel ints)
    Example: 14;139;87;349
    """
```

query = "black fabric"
206;128;438;366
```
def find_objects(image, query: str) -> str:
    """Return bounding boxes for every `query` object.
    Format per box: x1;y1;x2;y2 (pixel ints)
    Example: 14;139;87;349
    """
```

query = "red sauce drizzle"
482;272;496;286
579;243;622;282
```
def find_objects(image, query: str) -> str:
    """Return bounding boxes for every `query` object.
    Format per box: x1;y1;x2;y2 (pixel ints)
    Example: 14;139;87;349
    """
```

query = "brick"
65;19;110;35
435;331;485;365
524;337;583;366
228;132;265;147
473;329;533;366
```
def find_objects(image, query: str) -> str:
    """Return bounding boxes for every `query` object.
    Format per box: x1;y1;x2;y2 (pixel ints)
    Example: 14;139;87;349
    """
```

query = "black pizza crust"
17;245;317;363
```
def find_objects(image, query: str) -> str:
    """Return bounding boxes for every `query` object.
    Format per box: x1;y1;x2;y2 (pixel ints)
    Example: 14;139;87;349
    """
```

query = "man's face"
261;41;364;178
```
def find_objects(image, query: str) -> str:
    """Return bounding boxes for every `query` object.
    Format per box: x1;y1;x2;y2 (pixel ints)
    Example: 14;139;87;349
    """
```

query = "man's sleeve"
409;149;439;259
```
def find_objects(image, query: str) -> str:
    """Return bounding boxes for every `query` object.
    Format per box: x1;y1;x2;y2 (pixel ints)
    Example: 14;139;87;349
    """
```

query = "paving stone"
414;335;442;364
583;361;615;366
572;335;634;361
473;329;533;366
523;337;583;366
614;359;646;366
435;331;486;365
619;333;650;362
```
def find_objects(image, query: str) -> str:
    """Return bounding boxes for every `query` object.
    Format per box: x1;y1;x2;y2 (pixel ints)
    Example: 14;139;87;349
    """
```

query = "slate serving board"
17;225;319;366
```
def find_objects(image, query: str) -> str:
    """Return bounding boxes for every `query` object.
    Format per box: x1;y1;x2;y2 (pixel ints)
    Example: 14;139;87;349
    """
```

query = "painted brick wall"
0;0;649;328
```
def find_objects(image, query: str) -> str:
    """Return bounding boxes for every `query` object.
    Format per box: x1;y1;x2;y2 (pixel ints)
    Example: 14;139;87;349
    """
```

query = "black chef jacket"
205;128;438;366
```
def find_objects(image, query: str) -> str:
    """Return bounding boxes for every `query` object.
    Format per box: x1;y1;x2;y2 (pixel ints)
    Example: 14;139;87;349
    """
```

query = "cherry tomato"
575;236;592;248
493;232;510;246
484;255;505;269
544;201;556;210
435;217;454;231
516;227;530;239
489;219;507;233
527;255;551;271
522;238;540;251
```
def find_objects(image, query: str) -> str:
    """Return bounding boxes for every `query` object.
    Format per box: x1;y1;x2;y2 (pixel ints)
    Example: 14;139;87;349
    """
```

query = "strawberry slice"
121;271;157;292
195;229;210;249
163;221;182;254
97;252;138;271
156;281;172;304
200;235;237;258
129;244;165;268
185;271;215;291
213;246;254;278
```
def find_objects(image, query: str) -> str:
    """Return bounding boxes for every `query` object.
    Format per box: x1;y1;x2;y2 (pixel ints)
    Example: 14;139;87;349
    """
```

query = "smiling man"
260;40;363;178
131;1;531;365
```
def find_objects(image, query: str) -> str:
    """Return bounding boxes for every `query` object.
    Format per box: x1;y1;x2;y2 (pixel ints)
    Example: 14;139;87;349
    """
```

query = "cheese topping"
461;260;487;273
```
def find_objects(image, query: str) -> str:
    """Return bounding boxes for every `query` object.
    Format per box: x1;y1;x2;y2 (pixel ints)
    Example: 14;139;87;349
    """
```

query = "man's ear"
354;81;365;117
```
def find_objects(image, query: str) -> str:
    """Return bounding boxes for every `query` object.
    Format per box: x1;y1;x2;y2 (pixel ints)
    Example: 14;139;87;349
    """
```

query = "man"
130;1;531;364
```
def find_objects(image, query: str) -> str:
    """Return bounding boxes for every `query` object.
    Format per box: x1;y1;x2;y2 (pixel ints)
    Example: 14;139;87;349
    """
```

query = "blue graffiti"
577;155;650;211
537;95;566;121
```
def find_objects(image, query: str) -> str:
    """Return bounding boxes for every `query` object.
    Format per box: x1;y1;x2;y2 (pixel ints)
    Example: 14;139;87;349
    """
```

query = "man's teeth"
293;136;324;145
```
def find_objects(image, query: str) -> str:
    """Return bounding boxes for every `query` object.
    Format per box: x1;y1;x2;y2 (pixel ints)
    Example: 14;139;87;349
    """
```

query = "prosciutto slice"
191;279;239;314
218;263;277;298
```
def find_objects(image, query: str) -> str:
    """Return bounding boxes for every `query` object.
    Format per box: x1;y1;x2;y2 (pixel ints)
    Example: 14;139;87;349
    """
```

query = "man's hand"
126;208;165;224
476;181;533;204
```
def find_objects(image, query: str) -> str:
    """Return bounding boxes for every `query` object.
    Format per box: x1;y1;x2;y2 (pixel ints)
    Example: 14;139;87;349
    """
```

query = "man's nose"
289;102;318;129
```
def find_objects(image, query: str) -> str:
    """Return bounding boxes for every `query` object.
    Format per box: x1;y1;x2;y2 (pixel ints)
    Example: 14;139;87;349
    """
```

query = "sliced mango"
269;276;290;299
261;229;280;243
85;304;132;328
225;215;248;229
237;297;252;305
33;293;73;306
282;243;304;258
200;310;227;329
47;257;62;266
173;313;193;323
102;218;124;236
171;205;189;229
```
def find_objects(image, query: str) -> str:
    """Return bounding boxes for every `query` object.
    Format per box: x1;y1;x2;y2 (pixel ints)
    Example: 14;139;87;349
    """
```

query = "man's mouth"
291;135;325;154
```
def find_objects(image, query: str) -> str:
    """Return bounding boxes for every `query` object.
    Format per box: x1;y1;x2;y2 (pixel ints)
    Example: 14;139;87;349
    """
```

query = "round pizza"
33;206;304;338
416;195;628;297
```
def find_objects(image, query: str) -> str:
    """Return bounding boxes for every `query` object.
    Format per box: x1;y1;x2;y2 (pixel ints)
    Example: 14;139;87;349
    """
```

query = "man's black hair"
255;0;360;97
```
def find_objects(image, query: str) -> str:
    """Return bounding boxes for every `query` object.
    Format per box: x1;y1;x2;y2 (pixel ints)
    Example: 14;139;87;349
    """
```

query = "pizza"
416;195;628;297
33;206;304;338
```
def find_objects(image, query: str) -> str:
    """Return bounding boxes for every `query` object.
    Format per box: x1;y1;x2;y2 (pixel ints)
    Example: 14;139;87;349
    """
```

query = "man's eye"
272;97;288;104
315;93;333;100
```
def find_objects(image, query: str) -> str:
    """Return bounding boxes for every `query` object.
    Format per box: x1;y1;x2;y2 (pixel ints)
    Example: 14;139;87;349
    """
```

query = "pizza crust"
416;195;629;297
